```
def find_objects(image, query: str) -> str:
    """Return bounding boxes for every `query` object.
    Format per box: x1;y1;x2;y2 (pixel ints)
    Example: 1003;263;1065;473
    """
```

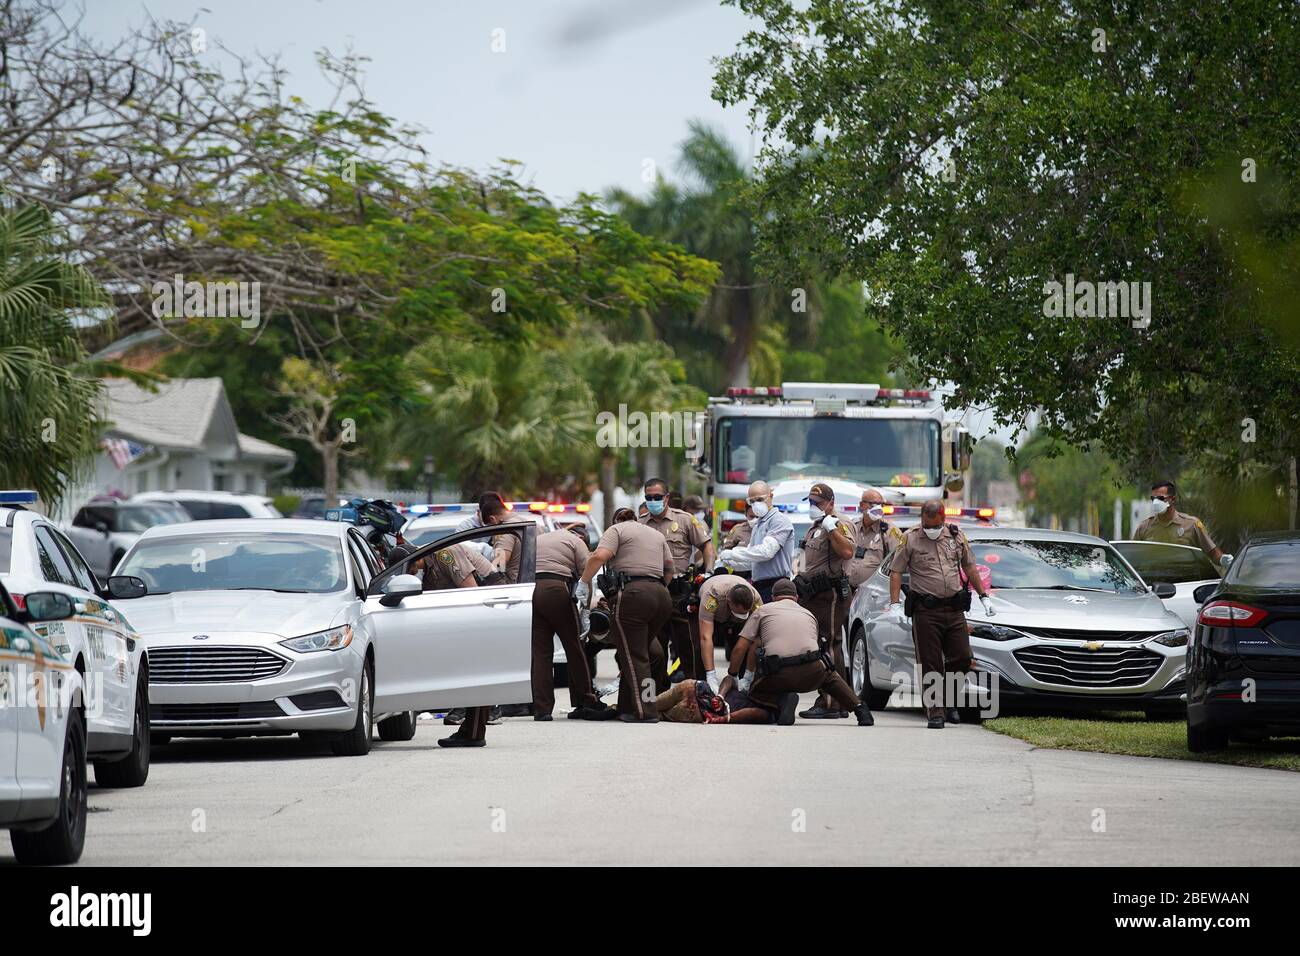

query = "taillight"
11;593;25;611
1198;601;1267;628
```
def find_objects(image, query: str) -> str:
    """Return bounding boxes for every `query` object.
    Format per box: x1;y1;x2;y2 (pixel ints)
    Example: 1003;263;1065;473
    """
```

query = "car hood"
122;590;346;640
981;589;1184;631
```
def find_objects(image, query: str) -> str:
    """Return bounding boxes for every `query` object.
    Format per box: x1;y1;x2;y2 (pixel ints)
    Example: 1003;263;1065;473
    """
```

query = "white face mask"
731;610;750;622
1150;498;1169;515
866;505;884;521
693;511;705;521
751;500;770;518
747;517;757;527
923;526;943;540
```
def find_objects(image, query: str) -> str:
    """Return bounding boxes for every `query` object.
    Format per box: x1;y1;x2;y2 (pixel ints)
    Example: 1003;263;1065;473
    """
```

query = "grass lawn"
983;712;1300;772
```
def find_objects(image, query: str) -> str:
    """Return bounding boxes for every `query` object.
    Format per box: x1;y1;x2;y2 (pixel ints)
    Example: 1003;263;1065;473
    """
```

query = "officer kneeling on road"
888;499;994;730
719;579;873;726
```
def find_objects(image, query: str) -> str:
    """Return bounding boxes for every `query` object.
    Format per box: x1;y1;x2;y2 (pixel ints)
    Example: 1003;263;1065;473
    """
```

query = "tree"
0;195;106;505
715;0;1300;522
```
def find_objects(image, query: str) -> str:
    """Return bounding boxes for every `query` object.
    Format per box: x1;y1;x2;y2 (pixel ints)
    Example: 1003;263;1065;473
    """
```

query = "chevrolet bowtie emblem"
1081;641;1104;651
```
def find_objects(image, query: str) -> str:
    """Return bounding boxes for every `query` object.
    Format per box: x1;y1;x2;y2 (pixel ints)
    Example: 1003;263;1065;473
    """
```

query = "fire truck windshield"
716;416;941;487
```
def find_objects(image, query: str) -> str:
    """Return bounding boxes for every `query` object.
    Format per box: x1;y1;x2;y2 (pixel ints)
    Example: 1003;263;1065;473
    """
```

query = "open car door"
367;522;534;712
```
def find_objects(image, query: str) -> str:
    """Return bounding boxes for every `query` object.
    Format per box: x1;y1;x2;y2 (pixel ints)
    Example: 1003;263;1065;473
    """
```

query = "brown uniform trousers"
748;659;860;712
800;589;850;711
531;578;597;716
612;580;672;719
451;706;490;742
911;605;973;718
661;609;704;682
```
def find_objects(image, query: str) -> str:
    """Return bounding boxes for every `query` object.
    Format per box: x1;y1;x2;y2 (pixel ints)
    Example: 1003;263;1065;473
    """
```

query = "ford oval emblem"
192;634;210;640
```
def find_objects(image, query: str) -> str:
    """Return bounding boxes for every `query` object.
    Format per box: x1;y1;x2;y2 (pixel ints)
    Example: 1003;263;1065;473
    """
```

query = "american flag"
102;438;147;469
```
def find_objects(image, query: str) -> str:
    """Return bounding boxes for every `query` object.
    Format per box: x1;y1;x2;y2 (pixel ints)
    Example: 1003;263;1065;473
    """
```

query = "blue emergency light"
0;490;39;505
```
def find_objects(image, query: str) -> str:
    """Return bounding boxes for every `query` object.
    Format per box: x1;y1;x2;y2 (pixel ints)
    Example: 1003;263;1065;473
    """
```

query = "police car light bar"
879;505;995;519
0;490;39;505
725;386;783;398
781;383;879;402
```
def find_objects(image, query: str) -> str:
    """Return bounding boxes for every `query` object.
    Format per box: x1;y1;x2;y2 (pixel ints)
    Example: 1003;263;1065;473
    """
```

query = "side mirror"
23;591;76;622
107;575;148;599
1152;583;1176;599
1192;583;1218;605
379;573;423;608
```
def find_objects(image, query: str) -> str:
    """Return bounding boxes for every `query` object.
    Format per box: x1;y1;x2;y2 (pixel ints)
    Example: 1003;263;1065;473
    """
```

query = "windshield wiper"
1039;585;1113;592
224;587;310;593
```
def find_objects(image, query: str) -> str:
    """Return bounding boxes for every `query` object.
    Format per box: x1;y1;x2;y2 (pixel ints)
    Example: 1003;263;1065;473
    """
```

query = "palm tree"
0;196;108;506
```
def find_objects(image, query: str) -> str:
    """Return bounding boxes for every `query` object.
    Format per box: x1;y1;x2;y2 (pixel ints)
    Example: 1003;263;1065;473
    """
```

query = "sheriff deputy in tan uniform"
888;499;994;729
796;482;857;719
694;573;760;692
531;524;605;721
1134;480;1232;569
639;477;713;682
580;507;674;722
720;579;873;726
849;487;904;592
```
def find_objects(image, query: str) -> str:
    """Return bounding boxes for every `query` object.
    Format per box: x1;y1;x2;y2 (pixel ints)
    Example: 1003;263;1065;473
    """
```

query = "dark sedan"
1186;532;1300;752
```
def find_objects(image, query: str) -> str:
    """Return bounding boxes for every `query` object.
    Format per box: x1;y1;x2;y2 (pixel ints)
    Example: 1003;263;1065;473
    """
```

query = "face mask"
646;499;666;516
747;517;757;526
693;511;705;521
751;501;770;518
866;505;884;521
731;610;750;622
923;526;943;540
1150;498;1169;516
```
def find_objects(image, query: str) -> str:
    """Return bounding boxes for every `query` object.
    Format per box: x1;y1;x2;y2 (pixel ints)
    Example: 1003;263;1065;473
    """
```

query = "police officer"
720;579;873;726
639;477;713;682
580;507;674;722
850;487;904;593
719;480;795;602
722;503;754;554
1134;480;1233;569
456;492;510;561
796;482;857;719
694;573;760;692
889;499;995;729
531;523;606;721
683;494;711;531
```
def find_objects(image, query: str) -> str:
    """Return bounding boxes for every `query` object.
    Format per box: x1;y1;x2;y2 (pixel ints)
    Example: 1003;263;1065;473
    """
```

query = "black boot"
945;708;962;725
855;703;874;726
927;712;945;729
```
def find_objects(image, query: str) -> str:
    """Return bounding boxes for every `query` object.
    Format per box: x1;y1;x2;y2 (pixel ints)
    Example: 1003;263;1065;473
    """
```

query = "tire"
1187;720;1230;753
11;710;88;865
377;710;417;742
851;629;891;710
94;673;150;788
553;662;569;689
330;660;373;756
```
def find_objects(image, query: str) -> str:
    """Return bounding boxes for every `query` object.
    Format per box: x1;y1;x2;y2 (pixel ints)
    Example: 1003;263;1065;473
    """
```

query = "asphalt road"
29;685;1300;866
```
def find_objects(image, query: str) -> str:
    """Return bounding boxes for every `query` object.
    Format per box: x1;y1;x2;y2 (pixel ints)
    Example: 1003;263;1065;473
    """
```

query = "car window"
117;504;191;533
176;500;211;520
968;540;1144;592
49;528;99;592
1229;539;1300;588
118;532;348;594
208;502;253;519
0;528;12;574
1113;542;1219;583
33;524;78;586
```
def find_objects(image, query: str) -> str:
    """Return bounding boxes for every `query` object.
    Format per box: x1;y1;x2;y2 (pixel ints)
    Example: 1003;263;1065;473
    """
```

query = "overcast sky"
82;0;756;202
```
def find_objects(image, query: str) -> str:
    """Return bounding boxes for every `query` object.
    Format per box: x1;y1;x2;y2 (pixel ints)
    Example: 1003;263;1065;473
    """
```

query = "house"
59;378;295;517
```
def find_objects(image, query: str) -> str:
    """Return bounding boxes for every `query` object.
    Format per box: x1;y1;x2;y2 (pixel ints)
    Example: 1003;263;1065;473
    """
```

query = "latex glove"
574;580;591;604
821;514;838;531
888;601;906;618
578;607;591;638
705;669;721;694
980;595;995;617
718;549;736;566
1219;553;1234;570
737;673;754;694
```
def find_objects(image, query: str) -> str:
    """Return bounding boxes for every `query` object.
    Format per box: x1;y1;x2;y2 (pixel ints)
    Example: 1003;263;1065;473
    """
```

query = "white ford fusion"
109;518;532;755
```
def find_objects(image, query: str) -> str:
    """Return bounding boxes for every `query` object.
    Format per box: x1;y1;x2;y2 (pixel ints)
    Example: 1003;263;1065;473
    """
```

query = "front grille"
151;701;285;722
149;645;287;684
1014;645;1163;688
1020;627;1169;643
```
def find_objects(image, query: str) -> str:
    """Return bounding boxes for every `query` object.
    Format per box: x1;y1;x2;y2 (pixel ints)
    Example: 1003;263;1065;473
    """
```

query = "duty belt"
756;647;825;676
625;575;663;584
536;572;572;583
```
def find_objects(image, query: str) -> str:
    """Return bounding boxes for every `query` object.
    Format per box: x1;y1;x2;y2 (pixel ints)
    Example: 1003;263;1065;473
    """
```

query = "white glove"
574;580;590;604
718;549;735;565
578;607;591;638
705;669;721;694
821;514;838;531
980;595;995;617
1220;553;1234;569
737;672;754;693
888;601;906;618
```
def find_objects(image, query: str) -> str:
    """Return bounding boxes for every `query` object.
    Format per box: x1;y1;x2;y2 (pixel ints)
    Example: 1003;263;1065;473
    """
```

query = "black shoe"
798;705;838;719
534;713;553;721
499;703;533;718
617;714;659;723
854;704;875;726
945;708;961;725
830;710;850;719
927;716;945;729
442;708;465;726
438;734;485;748
486;705;502;725
567;701;607;720
777;692;799;726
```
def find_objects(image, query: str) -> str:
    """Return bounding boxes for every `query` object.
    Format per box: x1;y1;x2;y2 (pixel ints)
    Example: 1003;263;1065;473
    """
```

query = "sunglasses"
1151;495;1173;502
644;493;666;501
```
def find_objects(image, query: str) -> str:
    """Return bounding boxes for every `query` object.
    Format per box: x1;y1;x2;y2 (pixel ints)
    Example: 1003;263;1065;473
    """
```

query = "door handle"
481;597;524;608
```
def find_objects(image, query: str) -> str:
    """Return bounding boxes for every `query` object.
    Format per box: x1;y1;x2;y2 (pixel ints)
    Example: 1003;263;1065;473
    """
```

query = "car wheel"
377;710;417;741
851;629;891;710
11;710;88;865
553;662;569;688
1187;721;1230;753
94;675;150;788
330;661;373;756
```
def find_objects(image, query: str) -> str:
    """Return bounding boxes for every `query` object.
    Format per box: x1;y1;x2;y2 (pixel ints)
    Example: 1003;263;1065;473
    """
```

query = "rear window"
1230;540;1300;588
1114;542;1220;584
176;500;251;520
0;528;11;574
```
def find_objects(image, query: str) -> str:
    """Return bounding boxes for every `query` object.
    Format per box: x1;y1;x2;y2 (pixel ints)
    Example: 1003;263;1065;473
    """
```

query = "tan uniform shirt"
1134;512;1218;555
535;529;589;578
425;544;480;590
801;510;855;577
849;518;903;588
640;507;710;575
697;574;761;625
892;525;975;598
492;523;530;584
722;520;753;551
739;599;820;659
598;522;673;578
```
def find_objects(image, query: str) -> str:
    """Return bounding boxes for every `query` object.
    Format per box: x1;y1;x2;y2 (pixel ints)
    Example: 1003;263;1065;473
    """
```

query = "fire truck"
685;382;974;548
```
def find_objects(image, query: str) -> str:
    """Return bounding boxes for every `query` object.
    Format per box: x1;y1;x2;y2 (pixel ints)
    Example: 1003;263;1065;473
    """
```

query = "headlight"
280;625;353;653
970;623;1028;642
1150;629;1189;647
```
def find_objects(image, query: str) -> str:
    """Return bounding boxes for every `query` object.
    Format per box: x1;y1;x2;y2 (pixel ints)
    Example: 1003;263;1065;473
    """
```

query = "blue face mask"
646;498;666;516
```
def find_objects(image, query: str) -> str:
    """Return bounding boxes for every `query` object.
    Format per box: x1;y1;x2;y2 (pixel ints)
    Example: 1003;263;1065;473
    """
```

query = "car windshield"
117;505;192;533
118;532;347;594
405;520;465;548
968;539;1144;593
1112;541;1219;584
1229;539;1300;588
